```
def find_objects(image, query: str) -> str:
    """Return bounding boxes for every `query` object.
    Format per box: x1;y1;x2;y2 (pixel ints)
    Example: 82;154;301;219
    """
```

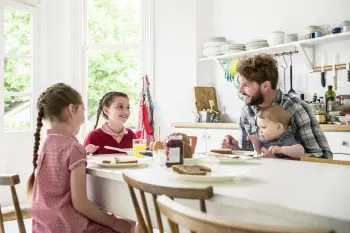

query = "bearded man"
221;54;332;159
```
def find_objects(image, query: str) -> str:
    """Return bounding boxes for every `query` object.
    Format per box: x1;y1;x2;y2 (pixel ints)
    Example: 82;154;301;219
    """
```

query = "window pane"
4;96;31;131
4;57;31;92
87;49;139;130
4;9;32;55
87;0;140;44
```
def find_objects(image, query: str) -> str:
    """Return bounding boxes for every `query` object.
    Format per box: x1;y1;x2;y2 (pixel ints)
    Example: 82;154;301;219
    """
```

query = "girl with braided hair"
84;91;137;155
28;83;138;233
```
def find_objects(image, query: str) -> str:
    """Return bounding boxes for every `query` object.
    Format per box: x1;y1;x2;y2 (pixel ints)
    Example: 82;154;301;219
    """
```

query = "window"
83;0;151;131
0;0;37;132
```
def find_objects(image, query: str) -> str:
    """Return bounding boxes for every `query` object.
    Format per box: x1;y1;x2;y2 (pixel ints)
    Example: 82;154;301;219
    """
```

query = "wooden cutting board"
194;87;218;111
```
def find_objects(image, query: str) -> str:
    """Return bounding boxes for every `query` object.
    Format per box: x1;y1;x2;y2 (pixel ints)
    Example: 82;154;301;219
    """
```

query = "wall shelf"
172;122;350;132
198;31;350;72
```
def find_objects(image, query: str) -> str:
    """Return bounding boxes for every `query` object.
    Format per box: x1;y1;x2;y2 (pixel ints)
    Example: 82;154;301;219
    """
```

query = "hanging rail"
311;63;350;72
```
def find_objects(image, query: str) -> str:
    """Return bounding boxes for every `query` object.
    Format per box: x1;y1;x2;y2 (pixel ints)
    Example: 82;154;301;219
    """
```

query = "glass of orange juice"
133;139;147;158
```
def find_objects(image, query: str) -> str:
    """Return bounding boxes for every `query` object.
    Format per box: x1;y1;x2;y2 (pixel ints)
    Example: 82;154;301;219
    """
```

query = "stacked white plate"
220;42;246;55
245;39;269;50
203;37;227;57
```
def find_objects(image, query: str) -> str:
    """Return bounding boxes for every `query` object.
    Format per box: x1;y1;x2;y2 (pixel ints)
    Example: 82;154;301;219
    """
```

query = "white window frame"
0;0;39;132
79;0;153;137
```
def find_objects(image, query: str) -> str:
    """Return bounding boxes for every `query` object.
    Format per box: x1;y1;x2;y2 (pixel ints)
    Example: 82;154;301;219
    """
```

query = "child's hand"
85;144;99;154
261;147;277;158
112;218;134;233
268;146;282;155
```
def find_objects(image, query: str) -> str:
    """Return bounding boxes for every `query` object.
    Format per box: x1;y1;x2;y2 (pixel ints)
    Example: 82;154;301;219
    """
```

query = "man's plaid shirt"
239;89;332;159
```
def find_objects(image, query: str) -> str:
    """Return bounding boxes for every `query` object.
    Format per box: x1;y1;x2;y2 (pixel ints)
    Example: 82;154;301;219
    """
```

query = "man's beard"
244;89;264;106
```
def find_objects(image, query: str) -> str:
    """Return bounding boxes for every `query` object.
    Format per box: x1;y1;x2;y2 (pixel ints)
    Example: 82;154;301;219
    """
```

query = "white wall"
212;0;350;123
153;0;198;138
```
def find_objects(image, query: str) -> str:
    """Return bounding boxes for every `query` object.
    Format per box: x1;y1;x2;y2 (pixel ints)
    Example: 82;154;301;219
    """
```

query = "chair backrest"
122;173;213;233
301;155;350;166
0;174;26;233
157;195;335;233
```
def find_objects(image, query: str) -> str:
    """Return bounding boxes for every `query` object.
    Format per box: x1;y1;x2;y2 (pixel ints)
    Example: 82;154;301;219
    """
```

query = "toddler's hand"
85;144;99;154
268;146;282;155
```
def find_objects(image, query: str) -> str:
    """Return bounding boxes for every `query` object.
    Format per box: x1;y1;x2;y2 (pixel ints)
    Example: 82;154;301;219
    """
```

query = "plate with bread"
98;158;139;168
210;148;255;156
172;165;235;182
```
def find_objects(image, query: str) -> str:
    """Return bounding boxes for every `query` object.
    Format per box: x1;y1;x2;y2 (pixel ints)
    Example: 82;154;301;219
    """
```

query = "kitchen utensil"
346;60;350;82
194;87;218;112
321;56;326;87
288;53;297;96
280;55;288;92
314;31;323;38
333;54;337;90
104;146;132;153
332;27;342;34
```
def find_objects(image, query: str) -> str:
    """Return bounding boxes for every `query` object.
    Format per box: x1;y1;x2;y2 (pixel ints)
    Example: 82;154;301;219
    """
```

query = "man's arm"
292;105;324;157
239;115;254;151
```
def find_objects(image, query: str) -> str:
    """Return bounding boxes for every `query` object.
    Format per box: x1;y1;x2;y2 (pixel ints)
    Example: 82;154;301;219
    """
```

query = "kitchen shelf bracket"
216;58;226;71
296;44;314;72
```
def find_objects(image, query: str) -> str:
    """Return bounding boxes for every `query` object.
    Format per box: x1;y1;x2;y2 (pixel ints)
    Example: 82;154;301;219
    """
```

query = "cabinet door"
324;132;350;154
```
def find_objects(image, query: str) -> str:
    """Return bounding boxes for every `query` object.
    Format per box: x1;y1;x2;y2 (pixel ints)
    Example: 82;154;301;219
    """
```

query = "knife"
333;54;337;90
321;56;326;87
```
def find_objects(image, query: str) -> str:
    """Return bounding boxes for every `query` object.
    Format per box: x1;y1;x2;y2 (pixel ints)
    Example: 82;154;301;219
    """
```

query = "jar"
165;135;184;167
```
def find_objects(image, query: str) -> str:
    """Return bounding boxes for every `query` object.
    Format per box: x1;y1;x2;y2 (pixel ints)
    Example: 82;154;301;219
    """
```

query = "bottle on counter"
325;85;336;122
300;94;304;101
313;93;317;103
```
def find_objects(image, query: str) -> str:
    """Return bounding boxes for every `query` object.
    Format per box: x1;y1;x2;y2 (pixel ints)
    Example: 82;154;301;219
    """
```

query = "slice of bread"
115;159;138;164
211;149;245;155
172;165;211;176
102;160;111;164
210;148;233;154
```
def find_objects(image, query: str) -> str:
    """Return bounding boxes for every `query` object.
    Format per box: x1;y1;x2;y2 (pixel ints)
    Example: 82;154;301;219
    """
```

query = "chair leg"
10;186;26;233
0;205;5;233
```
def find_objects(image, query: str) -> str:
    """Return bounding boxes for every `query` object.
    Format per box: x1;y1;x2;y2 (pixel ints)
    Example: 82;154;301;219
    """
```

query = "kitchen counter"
171;122;350;132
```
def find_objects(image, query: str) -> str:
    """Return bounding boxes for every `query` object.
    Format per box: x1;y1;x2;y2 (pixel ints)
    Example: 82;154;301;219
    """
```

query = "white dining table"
86;154;350;233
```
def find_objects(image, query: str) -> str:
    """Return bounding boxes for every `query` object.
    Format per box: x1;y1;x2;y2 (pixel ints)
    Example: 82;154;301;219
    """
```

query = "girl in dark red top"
84;91;137;155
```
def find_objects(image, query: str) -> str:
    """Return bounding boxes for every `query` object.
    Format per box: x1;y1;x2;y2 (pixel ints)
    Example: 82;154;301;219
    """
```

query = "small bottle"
313;93;317;103
325;86;336;121
165;135;184;167
300;94;304;100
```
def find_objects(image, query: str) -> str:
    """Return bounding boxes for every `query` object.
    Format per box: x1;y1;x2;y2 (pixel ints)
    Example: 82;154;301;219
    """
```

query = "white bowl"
284;33;298;43
268;31;285;45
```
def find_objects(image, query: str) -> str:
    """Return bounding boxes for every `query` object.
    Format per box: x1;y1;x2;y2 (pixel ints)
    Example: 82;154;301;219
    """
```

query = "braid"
94;97;104;129
27;107;44;197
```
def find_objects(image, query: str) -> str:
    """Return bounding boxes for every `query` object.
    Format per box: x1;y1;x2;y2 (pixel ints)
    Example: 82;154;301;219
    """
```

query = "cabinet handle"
340;141;349;146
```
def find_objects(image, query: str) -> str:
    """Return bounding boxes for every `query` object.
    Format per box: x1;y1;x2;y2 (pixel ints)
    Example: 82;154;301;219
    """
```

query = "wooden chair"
301;155;350;166
188;136;197;154
0;174;26;233
122;173;213;233
157;195;335;233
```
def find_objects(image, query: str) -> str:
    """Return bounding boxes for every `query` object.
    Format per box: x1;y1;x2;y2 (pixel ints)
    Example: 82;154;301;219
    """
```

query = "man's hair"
257;104;291;128
236;54;279;89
